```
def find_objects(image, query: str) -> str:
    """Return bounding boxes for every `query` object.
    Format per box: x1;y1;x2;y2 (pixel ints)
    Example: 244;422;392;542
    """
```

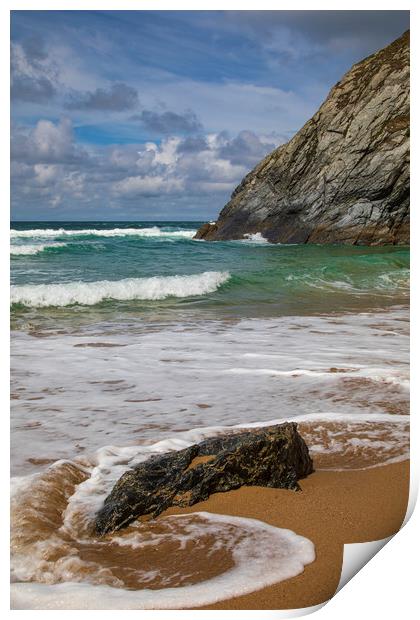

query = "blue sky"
11;10;409;221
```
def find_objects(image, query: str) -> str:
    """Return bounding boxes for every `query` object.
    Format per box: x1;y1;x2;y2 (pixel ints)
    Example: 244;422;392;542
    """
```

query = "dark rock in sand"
95;422;313;535
195;31;409;246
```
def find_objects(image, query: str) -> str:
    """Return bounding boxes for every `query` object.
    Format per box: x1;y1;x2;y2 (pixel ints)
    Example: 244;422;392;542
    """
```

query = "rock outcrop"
95;422;313;535
195;31;409;245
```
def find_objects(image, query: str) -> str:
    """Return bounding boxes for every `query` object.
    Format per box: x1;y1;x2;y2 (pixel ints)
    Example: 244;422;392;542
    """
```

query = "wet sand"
162;459;410;610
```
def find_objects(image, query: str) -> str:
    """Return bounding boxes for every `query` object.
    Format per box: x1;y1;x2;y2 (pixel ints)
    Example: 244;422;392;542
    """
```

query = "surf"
10;271;231;307
10;242;69;256
10;226;197;239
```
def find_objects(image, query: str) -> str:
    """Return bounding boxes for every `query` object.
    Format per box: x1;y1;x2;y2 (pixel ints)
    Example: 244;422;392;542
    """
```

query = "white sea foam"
9;363;407;610
226;365;409;389
11;511;314;610
10;271;230;307
242;232;269;243
285;272;410;294
10;242;68;256
10;227;196;239
9;409;409;551
54;411;409;539
11;308;409;476
9;408;406;609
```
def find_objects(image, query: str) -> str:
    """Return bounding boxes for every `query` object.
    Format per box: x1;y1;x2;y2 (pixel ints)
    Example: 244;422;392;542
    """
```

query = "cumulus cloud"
113;175;185;196
110;130;273;198
108;147;150;170
11;118;87;164
133;109;203;134
11;10;410;219
33;164;61;186
11;35;138;112
11;117;279;211
176;135;209;153
65;82;139;111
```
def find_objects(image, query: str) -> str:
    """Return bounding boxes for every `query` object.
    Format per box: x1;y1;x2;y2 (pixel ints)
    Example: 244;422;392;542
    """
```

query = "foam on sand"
10;271;231;307
10;407;408;609
32;413;409;545
11;510;315;610
226;366;409;389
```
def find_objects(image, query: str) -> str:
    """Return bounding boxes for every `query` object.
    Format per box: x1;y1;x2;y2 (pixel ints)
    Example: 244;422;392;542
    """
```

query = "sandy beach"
10;225;409;610
158;459;410;610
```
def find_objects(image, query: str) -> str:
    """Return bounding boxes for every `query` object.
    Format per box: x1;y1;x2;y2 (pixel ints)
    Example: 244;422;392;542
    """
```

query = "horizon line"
10;219;205;223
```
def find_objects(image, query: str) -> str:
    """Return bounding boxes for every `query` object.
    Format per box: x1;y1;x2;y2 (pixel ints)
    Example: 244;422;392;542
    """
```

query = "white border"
3;2;417;618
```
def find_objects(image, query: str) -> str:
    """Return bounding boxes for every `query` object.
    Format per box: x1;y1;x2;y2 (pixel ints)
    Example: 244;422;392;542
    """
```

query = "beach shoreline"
159;459;410;610
10;222;410;609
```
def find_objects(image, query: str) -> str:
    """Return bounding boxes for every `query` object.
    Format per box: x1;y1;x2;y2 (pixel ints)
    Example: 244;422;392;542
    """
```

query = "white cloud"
62;171;87;197
34;164;60;186
111;134;253;198
113;175;185;196
32;119;73;159
109;148;142;170
12;118;87;164
144;137;181;166
12;124;278;211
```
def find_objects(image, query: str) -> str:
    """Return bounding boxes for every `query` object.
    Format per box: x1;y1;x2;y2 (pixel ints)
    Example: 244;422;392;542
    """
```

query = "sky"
10;10;409;221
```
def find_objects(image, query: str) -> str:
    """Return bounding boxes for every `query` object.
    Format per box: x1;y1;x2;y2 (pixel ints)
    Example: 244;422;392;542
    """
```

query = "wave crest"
10;243;68;256
242;233;269;244
10;271;230;307
10;227;196;239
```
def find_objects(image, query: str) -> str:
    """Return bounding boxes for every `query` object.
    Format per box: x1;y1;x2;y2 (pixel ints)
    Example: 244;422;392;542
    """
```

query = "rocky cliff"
195;31;409;245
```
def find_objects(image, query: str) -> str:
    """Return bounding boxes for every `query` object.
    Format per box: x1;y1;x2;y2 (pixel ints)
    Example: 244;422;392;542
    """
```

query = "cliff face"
195;31;409;245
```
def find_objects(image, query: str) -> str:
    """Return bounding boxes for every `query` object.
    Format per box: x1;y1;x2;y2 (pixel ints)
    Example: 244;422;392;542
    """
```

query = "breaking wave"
10;271;231;307
10;227;196;239
10;243;68;256
242;232;269;244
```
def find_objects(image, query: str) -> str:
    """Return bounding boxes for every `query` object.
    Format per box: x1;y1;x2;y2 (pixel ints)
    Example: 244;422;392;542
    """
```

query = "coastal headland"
195;31;409;245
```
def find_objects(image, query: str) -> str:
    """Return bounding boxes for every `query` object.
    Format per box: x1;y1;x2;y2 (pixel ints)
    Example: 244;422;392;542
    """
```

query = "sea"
10;221;410;609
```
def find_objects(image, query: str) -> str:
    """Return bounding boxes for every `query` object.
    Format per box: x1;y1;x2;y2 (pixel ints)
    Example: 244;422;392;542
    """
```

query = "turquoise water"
10;220;410;464
10;221;409;329
10;220;410;603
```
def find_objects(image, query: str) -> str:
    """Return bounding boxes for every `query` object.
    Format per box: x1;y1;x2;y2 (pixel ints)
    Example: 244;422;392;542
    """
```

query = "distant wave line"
10;227;197;239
